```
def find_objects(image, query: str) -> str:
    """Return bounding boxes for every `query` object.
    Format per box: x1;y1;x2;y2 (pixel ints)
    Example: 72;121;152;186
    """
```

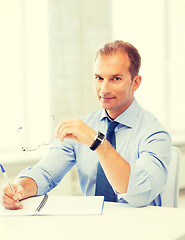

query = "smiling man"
93;50;141;119
1;41;171;209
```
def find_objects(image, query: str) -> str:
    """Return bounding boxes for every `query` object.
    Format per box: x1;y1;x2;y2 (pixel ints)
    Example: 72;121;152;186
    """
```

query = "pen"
0;164;15;194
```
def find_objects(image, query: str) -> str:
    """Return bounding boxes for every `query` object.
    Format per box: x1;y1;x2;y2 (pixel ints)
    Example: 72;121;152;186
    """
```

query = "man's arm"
56;118;171;207
1;177;37;210
56;118;131;194
96;139;131;193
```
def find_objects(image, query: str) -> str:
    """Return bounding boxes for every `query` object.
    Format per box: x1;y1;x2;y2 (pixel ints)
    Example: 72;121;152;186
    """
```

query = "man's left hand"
56;118;96;146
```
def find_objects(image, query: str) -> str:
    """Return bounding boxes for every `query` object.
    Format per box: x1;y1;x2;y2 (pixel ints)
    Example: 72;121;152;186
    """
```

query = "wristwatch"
90;131;105;151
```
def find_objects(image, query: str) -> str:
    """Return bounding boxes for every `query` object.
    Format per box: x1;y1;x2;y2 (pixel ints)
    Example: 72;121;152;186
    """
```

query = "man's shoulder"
140;107;162;126
138;107;170;136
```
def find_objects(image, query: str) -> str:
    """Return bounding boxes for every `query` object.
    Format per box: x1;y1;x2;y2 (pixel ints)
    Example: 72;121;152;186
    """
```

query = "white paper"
0;195;104;216
0;195;45;216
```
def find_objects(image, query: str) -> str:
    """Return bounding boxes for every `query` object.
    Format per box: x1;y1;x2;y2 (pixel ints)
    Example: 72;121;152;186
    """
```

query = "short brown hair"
95;40;141;80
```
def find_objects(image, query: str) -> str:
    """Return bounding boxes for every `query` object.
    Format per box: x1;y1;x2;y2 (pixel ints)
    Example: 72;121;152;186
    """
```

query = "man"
1;40;171;209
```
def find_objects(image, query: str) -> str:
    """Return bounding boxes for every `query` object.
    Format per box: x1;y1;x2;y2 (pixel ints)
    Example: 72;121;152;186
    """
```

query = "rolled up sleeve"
116;131;172;207
17;139;76;195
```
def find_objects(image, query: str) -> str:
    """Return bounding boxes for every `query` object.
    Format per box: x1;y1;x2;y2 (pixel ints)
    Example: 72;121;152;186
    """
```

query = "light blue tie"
95;120;119;202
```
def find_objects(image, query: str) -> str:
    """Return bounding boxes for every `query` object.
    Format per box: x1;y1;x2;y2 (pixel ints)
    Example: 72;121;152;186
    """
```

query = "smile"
100;96;115;101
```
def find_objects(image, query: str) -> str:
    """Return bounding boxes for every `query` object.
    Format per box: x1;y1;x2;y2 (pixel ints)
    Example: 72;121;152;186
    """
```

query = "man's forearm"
14;177;38;199
96;139;131;194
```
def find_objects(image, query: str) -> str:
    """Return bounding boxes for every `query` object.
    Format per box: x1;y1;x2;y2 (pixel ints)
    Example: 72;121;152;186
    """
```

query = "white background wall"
0;0;185;195
112;0;185;145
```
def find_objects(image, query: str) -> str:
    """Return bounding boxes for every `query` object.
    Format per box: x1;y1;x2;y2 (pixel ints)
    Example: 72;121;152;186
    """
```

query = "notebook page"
39;195;104;215
0;195;45;216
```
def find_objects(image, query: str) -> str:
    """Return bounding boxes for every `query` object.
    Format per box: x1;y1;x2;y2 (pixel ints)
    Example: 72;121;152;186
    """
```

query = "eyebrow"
111;74;123;78
94;73;123;78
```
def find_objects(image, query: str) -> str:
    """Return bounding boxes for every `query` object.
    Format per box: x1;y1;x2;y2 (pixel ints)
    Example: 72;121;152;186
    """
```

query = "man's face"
93;52;140;119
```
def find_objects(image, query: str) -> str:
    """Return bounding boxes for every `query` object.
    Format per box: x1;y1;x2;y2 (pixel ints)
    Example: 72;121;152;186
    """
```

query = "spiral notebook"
0;195;104;216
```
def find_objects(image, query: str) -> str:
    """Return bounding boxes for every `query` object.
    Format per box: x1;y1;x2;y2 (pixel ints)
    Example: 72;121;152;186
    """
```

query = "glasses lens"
18;116;57;151
43;138;58;145
22;145;40;151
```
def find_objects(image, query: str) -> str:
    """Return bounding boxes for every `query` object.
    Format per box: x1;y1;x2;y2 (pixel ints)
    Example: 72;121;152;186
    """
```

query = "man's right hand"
0;184;24;210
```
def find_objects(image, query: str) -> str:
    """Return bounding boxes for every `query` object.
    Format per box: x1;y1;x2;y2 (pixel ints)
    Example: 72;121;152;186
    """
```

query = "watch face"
98;131;105;140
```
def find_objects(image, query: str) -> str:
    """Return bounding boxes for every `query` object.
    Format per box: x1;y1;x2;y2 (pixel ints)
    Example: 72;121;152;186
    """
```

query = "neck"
105;98;134;120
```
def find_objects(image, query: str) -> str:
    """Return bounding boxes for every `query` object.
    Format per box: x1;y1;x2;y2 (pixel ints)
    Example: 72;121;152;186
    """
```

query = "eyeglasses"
17;115;57;151
17;127;57;151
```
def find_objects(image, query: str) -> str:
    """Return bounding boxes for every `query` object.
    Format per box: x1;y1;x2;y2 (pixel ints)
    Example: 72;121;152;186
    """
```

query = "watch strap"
90;131;105;151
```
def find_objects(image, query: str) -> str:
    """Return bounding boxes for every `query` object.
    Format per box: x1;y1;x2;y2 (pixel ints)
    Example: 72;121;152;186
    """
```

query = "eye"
95;76;103;81
113;77;121;81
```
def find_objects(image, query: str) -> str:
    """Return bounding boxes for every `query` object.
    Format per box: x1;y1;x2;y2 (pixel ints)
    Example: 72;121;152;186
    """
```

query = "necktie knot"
107;121;119;134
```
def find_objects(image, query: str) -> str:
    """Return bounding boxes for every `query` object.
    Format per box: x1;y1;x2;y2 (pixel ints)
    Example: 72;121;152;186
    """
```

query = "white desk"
0;202;185;240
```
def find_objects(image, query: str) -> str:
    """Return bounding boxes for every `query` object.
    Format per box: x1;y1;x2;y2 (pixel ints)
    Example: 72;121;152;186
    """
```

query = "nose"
99;79;110;96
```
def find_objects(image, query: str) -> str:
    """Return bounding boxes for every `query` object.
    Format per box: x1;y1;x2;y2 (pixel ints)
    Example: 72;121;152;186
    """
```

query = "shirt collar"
100;98;140;129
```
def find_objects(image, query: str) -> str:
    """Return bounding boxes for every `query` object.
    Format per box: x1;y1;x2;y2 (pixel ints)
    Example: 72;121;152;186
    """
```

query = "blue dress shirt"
18;98;172;207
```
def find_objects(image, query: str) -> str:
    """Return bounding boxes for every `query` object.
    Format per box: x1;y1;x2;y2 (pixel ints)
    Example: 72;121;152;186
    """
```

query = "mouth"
100;96;115;102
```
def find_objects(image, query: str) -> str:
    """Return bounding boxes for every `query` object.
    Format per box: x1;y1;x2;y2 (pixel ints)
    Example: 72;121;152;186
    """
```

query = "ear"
132;75;141;92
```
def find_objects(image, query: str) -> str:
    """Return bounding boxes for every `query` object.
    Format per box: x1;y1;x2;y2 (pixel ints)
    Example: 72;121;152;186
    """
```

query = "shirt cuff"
114;162;151;205
16;167;52;196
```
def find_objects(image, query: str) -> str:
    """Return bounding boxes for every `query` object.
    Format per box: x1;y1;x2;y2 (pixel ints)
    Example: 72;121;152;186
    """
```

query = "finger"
1;193;22;210
56;119;79;138
58;127;75;142
3;201;23;210
55;121;63;137
16;185;24;200
55;120;69;138
3;184;23;200
56;121;74;140
2;184;24;207
2;184;16;199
